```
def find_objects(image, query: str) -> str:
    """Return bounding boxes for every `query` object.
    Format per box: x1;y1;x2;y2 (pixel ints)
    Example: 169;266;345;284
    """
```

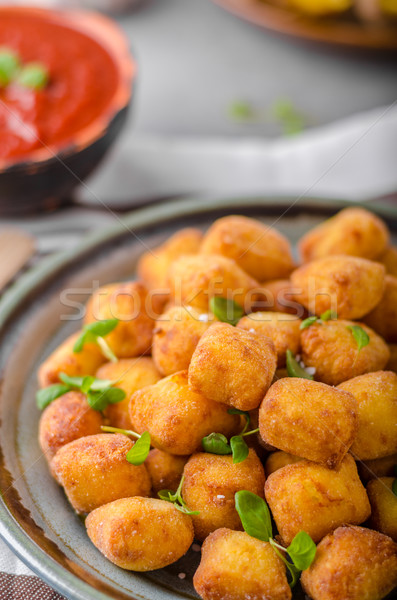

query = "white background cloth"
78;104;397;208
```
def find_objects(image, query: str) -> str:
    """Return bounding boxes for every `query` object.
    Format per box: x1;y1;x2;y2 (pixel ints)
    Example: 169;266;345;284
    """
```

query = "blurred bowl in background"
0;6;135;215
77;0;145;15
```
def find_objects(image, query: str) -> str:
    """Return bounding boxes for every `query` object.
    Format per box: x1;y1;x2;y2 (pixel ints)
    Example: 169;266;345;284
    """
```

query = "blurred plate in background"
212;0;397;51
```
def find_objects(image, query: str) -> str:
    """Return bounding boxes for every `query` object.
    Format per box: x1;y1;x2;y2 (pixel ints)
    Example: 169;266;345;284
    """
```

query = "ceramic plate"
212;0;397;51
0;196;396;600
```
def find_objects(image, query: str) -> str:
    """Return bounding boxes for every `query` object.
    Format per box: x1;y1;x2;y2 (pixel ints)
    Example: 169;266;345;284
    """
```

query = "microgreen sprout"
228;98;308;137
228;101;256;121
0;48;49;90
235;490;272;542
35;384;70;410
158;475;199;516
16;63;48;90
347;324;370;367
286;350;314;380
202;409;259;464
235;490;316;588
209;297;244;326
271;99;306;136
101;426;151;466
36;373;125;411
73;319;119;362
300;310;338;330
201;433;231;455
320;309;337;322
347;325;370;353
269;533;316;588
300;316;318;330
0;48;20;86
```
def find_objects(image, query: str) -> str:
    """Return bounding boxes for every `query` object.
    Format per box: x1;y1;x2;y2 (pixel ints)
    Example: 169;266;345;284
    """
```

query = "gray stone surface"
115;0;397;138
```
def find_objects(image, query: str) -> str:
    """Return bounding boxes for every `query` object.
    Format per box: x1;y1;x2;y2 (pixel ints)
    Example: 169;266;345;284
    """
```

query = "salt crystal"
198;314;209;322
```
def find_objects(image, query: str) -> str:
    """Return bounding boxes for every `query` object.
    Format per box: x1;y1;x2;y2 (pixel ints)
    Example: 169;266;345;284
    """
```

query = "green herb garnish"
101;425;140;437
101;426;151;466
36;372;125;411
16;62;48;90
209;297;244;326
229;98;307;135
126;431;151;465
158;475;199;515
285;531;317;570
392;478;397;497
230;435;249;464
270;538;300;587
228;408;250;432
73;319;119;362
86;387;125;411
269;533;316;587
347;325;370;353
320;309;337;322
228;101;256;121
272;99;305;136
202;432;231;455
235;490;272;542
58;373;112;392
235;490;316;588
286;350;313;380
36;383;71;410
300;310;338;330
59;373;125;411
300;316;318;330
0;48;20;86
0;48;49;90
202;409;258;464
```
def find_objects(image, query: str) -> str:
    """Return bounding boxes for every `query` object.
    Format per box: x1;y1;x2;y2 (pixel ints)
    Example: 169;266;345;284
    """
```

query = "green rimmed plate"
0;196;396;600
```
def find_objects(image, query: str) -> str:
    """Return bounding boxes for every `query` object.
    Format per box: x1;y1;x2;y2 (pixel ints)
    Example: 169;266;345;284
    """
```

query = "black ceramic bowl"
0;7;135;215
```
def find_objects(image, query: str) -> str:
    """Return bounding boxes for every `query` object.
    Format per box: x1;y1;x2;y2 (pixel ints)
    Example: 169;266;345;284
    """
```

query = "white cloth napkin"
77;104;397;208
1;104;397;595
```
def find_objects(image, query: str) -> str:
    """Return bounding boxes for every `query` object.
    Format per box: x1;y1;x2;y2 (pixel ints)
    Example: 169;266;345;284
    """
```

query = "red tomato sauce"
0;14;119;162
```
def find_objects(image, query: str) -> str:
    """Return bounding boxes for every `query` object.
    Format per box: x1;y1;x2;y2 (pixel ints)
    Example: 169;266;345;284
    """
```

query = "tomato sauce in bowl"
0;9;130;164
0;7;133;214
